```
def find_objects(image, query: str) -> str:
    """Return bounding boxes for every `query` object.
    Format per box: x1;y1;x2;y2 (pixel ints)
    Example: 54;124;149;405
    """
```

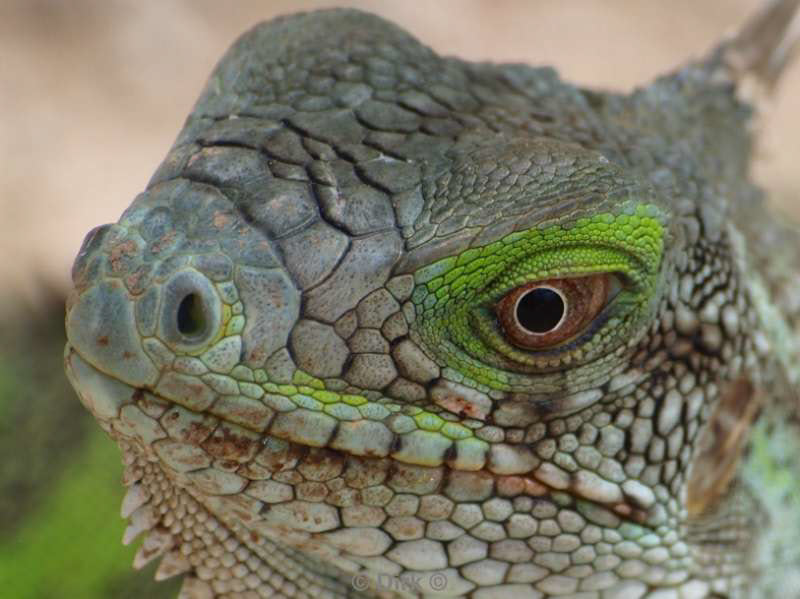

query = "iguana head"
64;5;800;598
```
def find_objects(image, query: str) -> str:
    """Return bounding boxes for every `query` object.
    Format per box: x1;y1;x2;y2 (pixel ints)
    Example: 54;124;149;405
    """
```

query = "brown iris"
496;274;612;350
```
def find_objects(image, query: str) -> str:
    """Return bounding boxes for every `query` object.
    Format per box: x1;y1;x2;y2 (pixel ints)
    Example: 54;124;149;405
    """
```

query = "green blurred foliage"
0;294;180;598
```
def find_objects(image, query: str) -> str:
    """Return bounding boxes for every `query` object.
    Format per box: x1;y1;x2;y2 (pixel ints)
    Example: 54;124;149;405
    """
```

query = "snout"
65;220;225;390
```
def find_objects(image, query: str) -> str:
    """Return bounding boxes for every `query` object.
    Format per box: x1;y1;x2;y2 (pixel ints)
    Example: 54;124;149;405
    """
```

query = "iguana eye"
496;274;616;350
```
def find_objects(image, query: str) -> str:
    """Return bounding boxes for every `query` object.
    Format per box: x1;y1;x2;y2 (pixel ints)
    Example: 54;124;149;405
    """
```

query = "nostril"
158;270;221;352
177;293;207;338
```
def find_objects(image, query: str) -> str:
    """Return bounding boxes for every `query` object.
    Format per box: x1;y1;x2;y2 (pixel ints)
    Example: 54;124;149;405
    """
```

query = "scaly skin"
64;5;800;598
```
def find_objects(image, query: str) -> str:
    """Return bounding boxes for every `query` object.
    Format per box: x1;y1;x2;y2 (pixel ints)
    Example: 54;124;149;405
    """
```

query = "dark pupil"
516;287;565;334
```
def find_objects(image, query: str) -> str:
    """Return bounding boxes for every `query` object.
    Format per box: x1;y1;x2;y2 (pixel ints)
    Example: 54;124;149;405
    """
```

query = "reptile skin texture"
64;4;800;599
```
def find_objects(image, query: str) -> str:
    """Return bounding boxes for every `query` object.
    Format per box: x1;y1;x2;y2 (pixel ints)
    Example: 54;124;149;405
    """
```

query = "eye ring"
496;274;612;351
512;285;568;335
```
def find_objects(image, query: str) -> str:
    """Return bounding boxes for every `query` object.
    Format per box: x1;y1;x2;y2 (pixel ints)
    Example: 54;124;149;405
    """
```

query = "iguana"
64;2;800;598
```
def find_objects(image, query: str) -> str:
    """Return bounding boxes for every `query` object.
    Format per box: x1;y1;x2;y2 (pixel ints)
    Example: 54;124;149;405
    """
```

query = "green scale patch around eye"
411;205;665;390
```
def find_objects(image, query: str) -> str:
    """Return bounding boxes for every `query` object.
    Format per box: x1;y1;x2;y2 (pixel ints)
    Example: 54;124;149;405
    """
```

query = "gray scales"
64;3;800;599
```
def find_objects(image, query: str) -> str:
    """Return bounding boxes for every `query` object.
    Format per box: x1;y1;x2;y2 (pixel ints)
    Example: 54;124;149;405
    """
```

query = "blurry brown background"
1;0;798;305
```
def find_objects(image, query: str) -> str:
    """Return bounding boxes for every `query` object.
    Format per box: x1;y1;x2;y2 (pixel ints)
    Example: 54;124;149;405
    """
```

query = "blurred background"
0;2;797;598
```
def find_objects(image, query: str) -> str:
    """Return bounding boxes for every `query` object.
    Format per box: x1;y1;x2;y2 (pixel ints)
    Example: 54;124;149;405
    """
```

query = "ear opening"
686;377;761;519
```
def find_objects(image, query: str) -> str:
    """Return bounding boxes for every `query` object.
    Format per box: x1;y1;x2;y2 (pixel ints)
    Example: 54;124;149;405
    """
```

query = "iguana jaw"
65;344;655;532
